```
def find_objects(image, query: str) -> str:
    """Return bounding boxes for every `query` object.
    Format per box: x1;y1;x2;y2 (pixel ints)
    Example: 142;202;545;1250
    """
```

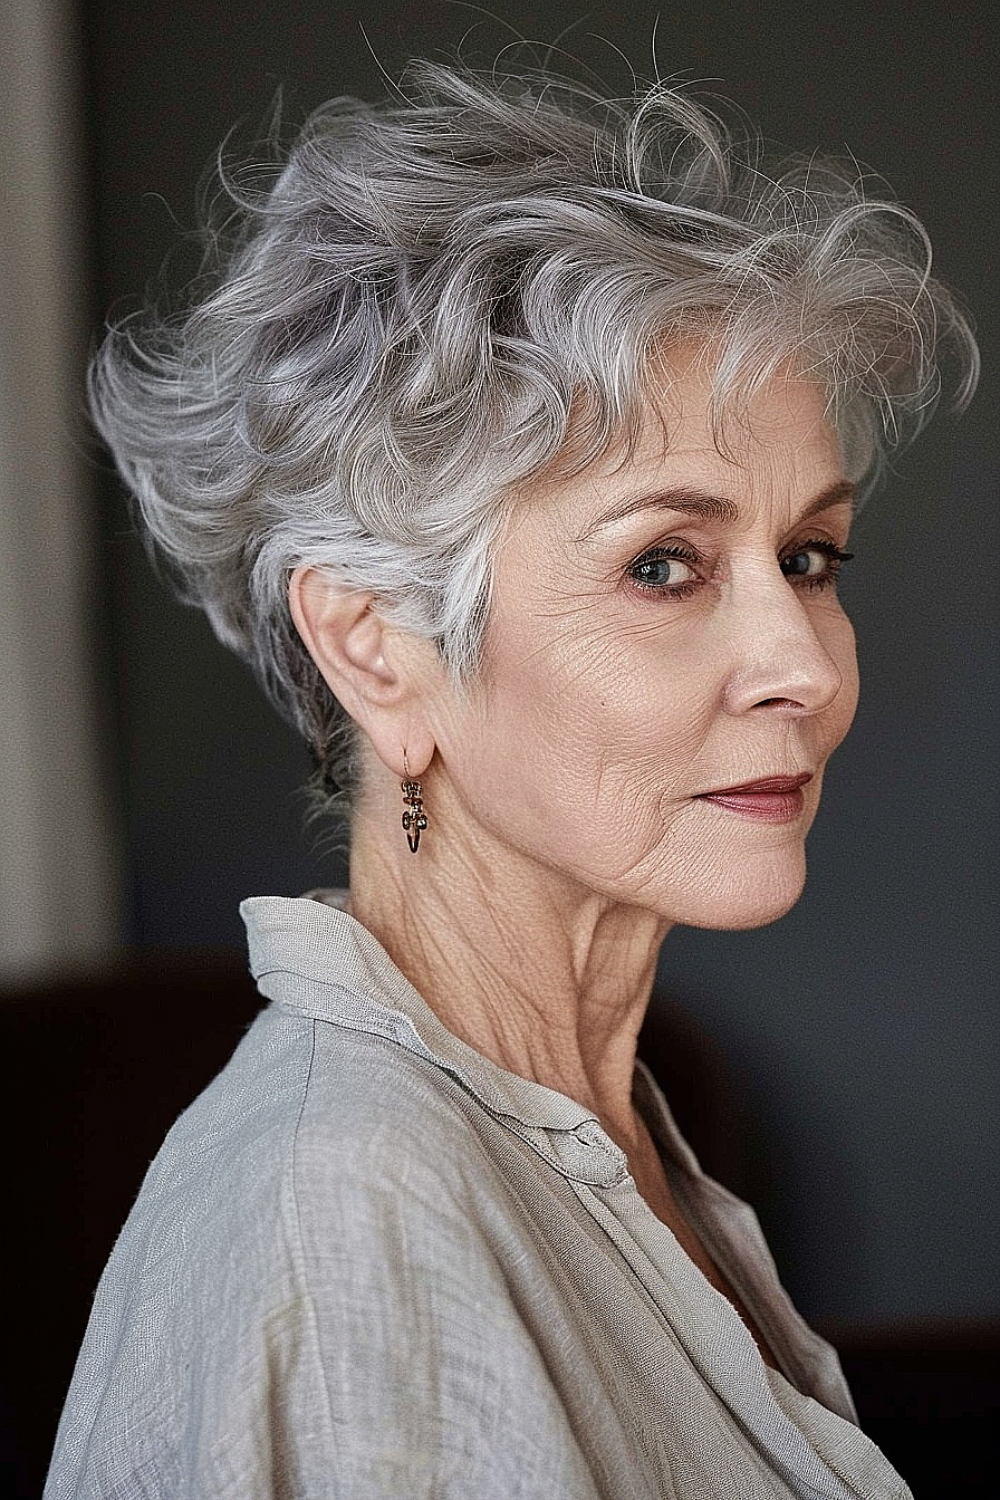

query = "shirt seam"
285;1017;342;1465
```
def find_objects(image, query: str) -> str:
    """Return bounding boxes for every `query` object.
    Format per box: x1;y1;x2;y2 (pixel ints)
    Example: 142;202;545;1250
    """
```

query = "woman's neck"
347;803;671;1144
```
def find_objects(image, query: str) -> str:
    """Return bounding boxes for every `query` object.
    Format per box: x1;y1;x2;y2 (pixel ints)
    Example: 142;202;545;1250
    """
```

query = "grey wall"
84;0;997;1325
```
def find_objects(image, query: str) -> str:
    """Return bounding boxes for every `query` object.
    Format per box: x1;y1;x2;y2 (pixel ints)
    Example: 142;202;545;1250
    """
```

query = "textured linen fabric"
45;893;912;1500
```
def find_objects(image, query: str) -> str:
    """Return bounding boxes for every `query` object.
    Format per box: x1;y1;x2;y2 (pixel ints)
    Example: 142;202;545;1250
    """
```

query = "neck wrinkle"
347;801;671;1136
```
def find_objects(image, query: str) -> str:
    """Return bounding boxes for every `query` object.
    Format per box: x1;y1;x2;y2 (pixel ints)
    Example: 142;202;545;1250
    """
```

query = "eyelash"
627;544;702;599
627;539;855;598
782;538;856;593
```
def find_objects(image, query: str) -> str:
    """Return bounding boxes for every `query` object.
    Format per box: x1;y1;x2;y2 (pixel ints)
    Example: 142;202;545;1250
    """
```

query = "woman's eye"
628;550;699;592
780;541;854;589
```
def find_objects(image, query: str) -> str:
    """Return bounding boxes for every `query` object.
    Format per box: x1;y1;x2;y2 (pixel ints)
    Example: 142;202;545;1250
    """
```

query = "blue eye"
628;549;699;593
781;540;855;588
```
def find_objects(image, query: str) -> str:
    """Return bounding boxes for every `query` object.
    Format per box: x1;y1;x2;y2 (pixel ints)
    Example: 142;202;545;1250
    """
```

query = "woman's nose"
721;577;848;718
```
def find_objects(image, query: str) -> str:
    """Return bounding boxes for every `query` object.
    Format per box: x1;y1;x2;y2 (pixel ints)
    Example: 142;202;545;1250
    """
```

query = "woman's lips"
697;772;813;823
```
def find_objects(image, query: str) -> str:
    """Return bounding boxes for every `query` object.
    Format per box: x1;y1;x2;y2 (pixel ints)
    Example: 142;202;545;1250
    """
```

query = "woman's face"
429;353;860;930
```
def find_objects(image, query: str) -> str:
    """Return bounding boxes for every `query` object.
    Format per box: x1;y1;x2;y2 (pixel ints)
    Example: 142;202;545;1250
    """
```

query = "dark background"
4;2;997;1497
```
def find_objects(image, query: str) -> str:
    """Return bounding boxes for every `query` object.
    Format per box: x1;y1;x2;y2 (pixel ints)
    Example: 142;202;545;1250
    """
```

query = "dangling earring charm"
400;753;427;854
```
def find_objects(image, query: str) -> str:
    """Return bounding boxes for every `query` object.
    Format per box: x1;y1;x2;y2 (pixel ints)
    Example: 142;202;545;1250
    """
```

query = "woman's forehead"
516;363;846;538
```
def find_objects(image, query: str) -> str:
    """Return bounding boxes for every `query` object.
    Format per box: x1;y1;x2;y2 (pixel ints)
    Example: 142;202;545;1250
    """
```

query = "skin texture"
289;347;860;1358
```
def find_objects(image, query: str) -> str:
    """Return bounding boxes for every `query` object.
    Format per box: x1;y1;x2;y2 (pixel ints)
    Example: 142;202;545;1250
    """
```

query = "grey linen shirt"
45;894;911;1500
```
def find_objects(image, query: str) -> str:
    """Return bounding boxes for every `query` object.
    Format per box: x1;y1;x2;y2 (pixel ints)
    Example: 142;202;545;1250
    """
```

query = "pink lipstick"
697;772;813;823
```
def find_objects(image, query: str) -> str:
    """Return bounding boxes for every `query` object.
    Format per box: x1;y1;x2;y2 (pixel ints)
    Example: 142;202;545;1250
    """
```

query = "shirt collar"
241;892;633;1186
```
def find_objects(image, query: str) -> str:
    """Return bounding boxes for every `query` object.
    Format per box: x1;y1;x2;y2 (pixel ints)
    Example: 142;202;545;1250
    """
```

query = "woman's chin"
658;850;809;931
697;890;806;931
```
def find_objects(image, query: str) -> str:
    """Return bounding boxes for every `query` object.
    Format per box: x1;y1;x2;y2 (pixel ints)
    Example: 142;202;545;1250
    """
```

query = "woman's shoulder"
47;990;604;1500
91;984;522;1355
46;1001;520;1486
134;994;497;1262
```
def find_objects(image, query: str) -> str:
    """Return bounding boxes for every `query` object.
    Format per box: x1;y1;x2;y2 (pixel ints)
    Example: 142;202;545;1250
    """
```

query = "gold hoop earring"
400;753;427;855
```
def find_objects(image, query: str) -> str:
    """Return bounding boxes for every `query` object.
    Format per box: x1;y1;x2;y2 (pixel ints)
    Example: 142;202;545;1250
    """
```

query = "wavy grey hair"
89;61;977;805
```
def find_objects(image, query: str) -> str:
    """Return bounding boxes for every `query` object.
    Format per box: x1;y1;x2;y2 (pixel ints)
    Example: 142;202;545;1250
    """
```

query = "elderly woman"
47;61;975;1500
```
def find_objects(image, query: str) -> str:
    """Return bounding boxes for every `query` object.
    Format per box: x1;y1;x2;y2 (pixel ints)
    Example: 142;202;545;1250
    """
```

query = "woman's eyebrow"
576;480;856;542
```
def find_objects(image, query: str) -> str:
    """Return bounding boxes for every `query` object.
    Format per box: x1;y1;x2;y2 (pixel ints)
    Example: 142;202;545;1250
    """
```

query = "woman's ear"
288;565;437;777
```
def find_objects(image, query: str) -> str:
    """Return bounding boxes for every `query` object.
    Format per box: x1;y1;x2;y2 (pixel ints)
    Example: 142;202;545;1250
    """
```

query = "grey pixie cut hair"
90;61;977;802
